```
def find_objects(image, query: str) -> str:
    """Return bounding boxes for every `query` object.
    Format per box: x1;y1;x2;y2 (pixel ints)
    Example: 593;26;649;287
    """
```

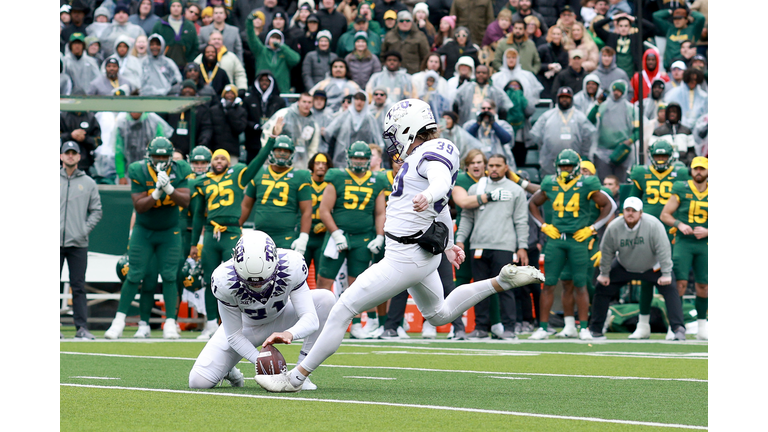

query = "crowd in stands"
60;0;708;340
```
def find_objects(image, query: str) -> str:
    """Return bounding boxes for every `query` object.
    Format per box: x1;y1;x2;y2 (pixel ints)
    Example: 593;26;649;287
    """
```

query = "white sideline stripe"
343;376;397;380
59;383;707;430
59;352;708;383
70;376;121;380
371;350;539;357
485;376;531;380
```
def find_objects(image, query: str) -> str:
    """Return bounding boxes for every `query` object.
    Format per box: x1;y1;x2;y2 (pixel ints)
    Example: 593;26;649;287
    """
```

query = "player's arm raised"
239;117;282;188
239;181;257;227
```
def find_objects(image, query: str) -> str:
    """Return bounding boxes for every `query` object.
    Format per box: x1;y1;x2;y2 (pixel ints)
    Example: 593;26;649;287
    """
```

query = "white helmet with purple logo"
382;99;437;162
232;230;278;291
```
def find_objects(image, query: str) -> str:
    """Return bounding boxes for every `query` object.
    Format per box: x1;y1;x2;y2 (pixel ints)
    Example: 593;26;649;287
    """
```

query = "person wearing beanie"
434;15;456;49
337;14;381;58
302;30;339;91
412;2;436;46
85;6;112;40
380;10;430;74
245;15;300;93
317;0;348;52
373;0;408;29
344;30;382;89
353;1;383;37
99;3;147;60
449;0;494;46
85;36;105;65
150;0;200;70
87;57;133;96
63;33;101;95
436;26;479;79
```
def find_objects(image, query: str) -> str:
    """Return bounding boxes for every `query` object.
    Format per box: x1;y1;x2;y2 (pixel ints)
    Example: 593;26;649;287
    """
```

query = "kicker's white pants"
300;254;496;373
189;289;335;388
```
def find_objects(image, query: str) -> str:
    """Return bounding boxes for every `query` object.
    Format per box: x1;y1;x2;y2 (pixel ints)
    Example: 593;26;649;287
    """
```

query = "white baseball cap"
623;197;643;211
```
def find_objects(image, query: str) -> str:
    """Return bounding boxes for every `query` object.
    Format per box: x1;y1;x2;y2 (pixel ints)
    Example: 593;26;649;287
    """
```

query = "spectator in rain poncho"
369;86;393;123
140;34;182;96
113;111;174;184
411;53;449;100
663;68;708;129
260;94;321;170
418;70;451;121
309;58;361;113
98;3;146;58
311;90;334;134
692;113;708;158
439;111;483;166
63;33;100;95
462;98;517;170
61;54;73;95
364;51;413;107
85;36;105;66
573;73;602;115
87;58;133;95
101;35;143;91
453;64;513;125
302;30;338;90
491;47;543;106
323;91;384;168
446;56;475;107
530;86;596;177
85;6;112;39
588;79;638;182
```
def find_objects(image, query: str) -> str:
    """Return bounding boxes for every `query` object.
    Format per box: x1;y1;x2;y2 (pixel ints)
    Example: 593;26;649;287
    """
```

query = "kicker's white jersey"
383;138;460;248
211;249;309;325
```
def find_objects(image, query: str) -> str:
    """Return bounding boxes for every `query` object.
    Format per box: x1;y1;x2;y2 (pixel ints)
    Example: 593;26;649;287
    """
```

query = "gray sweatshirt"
60;168;102;248
455;177;529;252
599;213;672;278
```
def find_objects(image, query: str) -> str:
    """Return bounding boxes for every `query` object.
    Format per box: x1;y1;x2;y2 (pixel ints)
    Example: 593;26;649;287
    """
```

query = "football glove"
313;222;327;234
541;223;561;240
291;233;309;255
331;230;348;252
367;235;385;255
591;250;602;267
151;188;163;200
487;188;513;202
573;225;595;242
156;171;170;188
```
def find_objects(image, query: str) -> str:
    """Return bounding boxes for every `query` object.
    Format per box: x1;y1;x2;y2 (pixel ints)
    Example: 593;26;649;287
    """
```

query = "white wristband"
198;235;204;245
298;232;309;241
520;179;529;189
422;190;434;204
151;189;163;200
163;184;175;195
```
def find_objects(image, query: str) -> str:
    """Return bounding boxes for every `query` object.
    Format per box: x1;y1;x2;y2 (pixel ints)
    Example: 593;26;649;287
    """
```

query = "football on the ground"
256;345;287;375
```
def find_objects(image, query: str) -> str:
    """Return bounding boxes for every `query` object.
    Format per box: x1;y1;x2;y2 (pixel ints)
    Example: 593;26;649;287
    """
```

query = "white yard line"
60;383;707;430
484;376;531;380
69;376;121;380
60;352;707;383
343;376;397;380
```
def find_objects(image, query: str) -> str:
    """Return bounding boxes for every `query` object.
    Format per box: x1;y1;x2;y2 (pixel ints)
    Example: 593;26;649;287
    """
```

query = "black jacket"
552;66;587;97
317;9;348;52
535;0;567;28
60;111;101;172
210;100;248;157
537;42;570;99
243;72;286;163
199;60;232;97
436;40;479;79
374;0;409;28
165;104;214;157
653;103;692;136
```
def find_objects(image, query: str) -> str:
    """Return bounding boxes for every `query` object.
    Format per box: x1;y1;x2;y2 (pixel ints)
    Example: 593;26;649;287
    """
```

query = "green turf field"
60;329;707;431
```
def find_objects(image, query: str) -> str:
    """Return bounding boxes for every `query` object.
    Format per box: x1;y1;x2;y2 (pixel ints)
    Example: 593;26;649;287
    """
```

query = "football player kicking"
254;99;544;393
188;231;336;390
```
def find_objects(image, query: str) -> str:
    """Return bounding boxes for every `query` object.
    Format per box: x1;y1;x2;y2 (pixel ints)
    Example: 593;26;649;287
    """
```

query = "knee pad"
189;369;217;389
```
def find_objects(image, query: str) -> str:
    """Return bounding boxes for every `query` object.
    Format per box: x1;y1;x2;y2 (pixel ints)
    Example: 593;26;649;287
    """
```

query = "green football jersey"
671;180;708;230
129;159;193;231
325;168;385;235
245;166;312;233
179;174;205;229
454;171;481;227
309;178;329;233
630;165;690;218
376;169;395;203
585;185;613;225
195;163;253;226
540;174;602;234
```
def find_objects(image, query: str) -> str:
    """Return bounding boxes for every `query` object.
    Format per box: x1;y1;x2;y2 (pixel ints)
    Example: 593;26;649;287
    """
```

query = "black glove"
477;111;490;123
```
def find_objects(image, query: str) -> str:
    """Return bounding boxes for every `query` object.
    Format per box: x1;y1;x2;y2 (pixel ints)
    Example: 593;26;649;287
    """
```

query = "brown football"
256;345;287;375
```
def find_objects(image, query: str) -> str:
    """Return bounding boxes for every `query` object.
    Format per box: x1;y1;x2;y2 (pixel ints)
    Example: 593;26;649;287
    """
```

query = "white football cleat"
197;320;219;340
254;371;302;393
422;321;437;339
556;326;578;338
302;377;317;391
578;328;593;340
629;323;651;339
397;326;410;339
697;320;708;340
665;326;675;340
403;319;410;332
133;321;151;339
104;318;125;340
223;366;244;387
369;326;385;339
350;323;371;339
498;264;545;289
529;327;549;340
362;319;379;335
163;319;180;339
490;323;505;339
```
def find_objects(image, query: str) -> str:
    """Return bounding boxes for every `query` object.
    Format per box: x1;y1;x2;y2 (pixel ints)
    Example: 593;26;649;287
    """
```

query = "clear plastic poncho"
491;48;543;107
139;34;182;96
260;103;321;170
323;93;384;168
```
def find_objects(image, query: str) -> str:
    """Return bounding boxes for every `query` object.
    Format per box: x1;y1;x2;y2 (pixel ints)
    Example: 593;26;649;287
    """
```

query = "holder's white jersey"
383;138;460;260
211;249;309;325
